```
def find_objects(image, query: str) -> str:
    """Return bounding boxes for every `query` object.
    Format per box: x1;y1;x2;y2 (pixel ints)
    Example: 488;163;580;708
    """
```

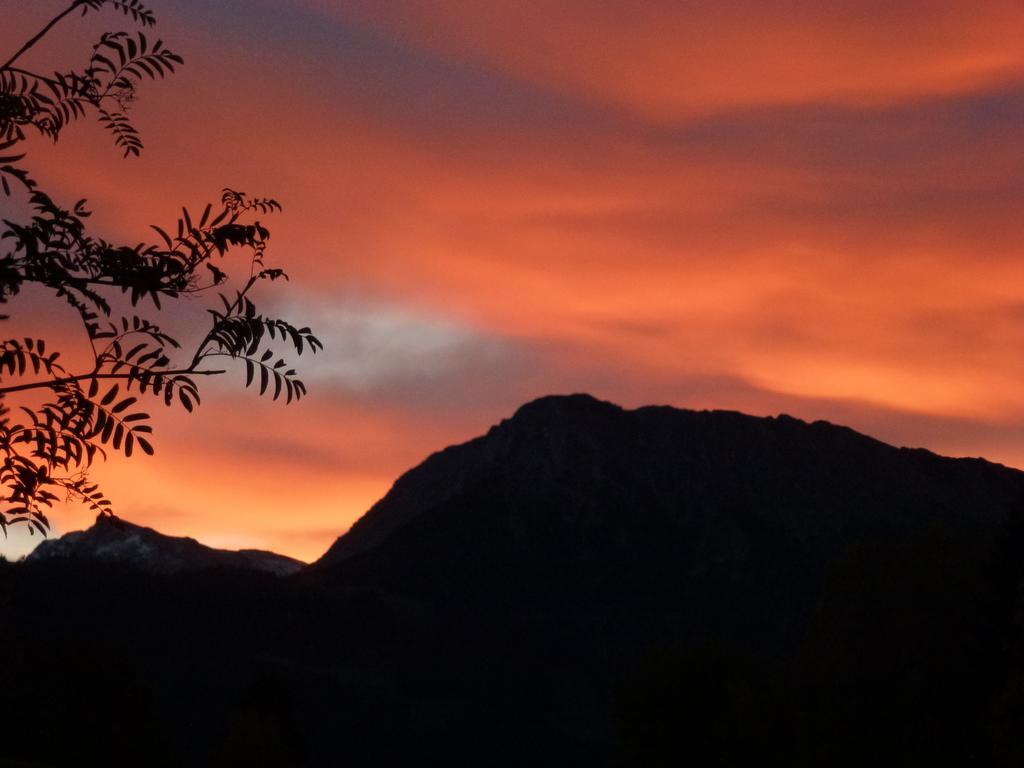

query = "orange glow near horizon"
4;1;1024;560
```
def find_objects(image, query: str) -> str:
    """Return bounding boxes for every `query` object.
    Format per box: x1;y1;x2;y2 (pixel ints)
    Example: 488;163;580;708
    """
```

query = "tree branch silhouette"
0;0;321;537
2;1;82;69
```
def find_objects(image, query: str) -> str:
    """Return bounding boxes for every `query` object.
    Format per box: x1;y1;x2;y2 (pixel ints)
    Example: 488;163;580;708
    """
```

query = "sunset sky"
3;0;1024;560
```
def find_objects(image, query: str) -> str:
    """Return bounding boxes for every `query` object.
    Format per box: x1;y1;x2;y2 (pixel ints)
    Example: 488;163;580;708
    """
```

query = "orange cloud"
305;0;1024;119
4;1;1024;559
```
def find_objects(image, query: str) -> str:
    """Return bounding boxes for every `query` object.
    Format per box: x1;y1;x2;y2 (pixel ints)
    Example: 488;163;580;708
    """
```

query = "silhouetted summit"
27;513;304;575
317;393;1022;603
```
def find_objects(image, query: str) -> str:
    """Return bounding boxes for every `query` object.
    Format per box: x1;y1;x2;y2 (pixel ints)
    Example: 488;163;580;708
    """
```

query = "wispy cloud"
290;299;514;394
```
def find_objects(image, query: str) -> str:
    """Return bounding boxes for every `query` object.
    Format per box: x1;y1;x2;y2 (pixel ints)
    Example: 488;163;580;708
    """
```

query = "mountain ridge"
26;513;305;575
316;392;1024;571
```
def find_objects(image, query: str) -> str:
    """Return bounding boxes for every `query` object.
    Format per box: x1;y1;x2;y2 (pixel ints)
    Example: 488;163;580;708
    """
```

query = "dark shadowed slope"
305;395;1024;765
5;394;1024;767
317;393;1023;599
322;394;1024;566
26;513;304;575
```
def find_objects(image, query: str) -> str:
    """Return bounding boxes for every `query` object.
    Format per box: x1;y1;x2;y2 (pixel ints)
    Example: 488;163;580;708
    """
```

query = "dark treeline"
1;525;1022;767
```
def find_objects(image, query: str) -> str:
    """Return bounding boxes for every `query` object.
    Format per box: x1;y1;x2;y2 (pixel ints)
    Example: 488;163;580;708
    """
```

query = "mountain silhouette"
27;513;304;575
324;395;1024;572
317;394;1020;609
2;394;1023;767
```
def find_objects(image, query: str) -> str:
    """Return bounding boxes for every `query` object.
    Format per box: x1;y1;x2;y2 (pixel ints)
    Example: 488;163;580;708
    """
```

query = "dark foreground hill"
2;394;1024;767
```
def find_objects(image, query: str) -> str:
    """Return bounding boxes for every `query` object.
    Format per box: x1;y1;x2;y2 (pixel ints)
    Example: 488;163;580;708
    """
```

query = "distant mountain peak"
27;513;304;576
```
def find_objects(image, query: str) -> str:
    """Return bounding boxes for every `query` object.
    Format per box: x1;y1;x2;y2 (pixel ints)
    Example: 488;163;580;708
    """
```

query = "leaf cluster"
0;0;182;199
0;2;321;534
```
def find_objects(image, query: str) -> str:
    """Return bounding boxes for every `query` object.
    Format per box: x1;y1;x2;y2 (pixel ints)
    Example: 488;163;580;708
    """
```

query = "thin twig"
2;1;84;69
